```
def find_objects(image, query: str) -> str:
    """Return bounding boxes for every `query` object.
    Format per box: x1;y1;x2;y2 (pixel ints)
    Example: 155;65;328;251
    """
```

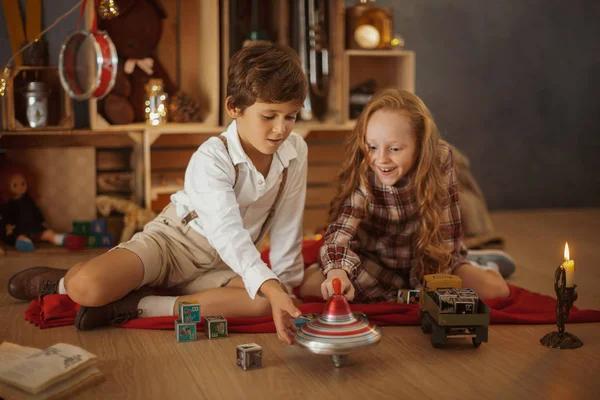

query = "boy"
8;42;309;345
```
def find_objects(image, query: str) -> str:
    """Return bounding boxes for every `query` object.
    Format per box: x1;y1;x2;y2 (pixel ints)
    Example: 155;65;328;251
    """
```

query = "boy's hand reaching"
259;280;302;345
322;269;355;300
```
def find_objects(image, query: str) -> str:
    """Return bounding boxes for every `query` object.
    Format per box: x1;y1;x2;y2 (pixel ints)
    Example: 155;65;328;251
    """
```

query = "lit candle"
562;243;575;288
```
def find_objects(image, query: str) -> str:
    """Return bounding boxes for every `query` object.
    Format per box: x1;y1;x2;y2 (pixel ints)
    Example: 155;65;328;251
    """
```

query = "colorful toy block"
97;233;114;247
65;234;86;251
236;343;263;370
178;301;201;323
175;320;197;342
204;315;228;339
86;234;113;248
86;235;98;248
397;289;421;304
91;219;107;235
72;221;92;236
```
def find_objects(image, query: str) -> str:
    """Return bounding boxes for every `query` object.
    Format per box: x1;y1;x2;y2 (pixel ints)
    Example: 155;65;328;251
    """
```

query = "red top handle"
332;278;342;296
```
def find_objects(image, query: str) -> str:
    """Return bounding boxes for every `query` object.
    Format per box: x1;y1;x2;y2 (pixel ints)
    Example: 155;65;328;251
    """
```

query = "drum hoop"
58;29;117;101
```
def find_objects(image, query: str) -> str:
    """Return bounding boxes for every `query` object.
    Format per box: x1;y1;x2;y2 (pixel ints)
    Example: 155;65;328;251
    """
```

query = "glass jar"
22;81;49;128
145;78;168;125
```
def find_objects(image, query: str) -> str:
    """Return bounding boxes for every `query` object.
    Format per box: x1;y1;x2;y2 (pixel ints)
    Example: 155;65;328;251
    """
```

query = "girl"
8;43;308;344
300;88;510;302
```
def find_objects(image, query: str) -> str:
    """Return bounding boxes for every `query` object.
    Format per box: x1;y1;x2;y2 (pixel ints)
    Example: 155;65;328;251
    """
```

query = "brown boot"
7;266;67;301
74;287;154;330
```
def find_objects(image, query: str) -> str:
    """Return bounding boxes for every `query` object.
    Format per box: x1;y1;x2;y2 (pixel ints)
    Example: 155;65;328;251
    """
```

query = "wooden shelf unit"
1;0;416;233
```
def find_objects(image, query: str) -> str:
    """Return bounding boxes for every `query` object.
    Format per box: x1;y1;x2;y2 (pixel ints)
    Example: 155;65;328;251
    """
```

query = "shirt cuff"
243;263;280;300
322;262;356;280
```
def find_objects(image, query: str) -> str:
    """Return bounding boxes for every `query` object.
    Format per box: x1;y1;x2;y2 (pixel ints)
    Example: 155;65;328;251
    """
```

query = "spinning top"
295;278;382;367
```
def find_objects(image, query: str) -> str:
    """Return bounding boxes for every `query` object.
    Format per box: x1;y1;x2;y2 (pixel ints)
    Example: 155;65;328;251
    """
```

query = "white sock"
137;296;179;318
58;278;68;295
469;260;500;273
53;233;66;246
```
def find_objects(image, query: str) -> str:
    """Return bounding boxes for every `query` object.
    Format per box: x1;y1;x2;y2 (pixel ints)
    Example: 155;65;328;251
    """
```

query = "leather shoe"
8;266;67;301
75;287;154;330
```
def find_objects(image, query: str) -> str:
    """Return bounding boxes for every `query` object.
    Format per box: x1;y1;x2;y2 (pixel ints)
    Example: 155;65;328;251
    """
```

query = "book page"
0;343;97;394
0;366;104;400
0;342;42;366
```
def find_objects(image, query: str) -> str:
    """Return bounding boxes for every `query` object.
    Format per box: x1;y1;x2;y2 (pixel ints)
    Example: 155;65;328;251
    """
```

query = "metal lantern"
296;278;382;367
22;81;50;128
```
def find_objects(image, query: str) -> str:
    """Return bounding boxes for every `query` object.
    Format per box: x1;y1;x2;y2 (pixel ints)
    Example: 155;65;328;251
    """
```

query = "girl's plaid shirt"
320;140;468;290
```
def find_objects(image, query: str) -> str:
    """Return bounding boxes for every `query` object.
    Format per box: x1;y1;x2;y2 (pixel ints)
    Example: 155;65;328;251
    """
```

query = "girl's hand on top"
322;269;355;301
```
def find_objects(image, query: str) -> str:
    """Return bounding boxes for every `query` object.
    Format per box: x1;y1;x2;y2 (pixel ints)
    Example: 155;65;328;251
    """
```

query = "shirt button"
258;179;264;185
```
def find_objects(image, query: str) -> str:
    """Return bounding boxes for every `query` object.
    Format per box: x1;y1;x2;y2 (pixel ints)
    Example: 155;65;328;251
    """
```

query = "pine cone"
168;91;203;123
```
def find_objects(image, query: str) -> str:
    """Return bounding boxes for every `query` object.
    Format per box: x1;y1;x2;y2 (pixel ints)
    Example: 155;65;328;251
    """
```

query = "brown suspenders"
181;135;288;243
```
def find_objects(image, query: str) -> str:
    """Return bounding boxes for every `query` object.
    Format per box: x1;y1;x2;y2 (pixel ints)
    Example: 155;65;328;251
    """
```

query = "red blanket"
24;284;600;331
23;239;600;330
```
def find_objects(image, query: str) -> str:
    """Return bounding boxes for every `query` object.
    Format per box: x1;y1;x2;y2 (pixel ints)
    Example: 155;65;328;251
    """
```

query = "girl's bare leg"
455;263;510;299
64;249;144;307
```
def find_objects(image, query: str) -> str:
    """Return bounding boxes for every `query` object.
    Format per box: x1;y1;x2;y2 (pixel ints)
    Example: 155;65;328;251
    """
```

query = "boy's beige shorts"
114;203;237;294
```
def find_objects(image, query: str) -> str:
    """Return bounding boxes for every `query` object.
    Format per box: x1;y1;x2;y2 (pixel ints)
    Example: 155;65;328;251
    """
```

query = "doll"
0;163;65;252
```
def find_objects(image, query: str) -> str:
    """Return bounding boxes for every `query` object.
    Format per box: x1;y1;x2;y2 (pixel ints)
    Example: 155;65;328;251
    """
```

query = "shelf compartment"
343;49;415;122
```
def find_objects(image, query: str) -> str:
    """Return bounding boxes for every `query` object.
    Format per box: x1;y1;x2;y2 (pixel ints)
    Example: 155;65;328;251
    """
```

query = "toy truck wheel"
472;338;482;348
420;312;432;333
430;323;446;348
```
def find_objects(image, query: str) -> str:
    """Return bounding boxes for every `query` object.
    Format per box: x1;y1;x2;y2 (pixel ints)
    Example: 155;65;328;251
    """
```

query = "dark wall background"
1;1;599;209
348;0;600;209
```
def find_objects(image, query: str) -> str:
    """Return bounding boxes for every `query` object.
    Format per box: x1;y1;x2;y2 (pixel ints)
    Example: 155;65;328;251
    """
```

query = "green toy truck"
419;274;490;348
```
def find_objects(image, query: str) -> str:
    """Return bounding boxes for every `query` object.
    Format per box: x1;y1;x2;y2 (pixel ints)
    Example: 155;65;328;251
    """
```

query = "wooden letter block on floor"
204;316;227;339
175;320;196;343
236;343;263;371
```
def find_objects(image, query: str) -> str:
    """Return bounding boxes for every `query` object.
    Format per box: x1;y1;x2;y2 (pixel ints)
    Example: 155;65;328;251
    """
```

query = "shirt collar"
223;120;298;168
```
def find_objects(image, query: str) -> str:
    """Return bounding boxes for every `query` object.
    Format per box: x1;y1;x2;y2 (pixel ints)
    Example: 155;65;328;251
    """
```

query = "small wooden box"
236;343;263;371
0;66;74;131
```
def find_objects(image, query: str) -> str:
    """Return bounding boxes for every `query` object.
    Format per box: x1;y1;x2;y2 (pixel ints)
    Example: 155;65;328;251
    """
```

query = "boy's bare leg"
65;249;144;307
173;276;272;317
454;263;510;299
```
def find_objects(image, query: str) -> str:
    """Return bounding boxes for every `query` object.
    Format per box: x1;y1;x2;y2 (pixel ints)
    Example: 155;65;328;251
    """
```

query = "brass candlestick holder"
540;265;583;349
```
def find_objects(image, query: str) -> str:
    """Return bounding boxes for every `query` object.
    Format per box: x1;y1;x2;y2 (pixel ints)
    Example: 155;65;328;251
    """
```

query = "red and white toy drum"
58;29;117;100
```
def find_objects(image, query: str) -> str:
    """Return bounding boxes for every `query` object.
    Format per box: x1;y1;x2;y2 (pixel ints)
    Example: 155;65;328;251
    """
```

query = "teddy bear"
0;163;66;252
98;0;201;124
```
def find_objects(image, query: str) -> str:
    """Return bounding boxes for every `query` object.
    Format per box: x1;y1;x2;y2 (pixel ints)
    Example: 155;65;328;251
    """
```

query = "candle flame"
564;242;570;261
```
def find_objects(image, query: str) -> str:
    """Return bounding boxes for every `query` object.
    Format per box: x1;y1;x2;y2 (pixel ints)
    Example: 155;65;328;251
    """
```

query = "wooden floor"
1;209;599;399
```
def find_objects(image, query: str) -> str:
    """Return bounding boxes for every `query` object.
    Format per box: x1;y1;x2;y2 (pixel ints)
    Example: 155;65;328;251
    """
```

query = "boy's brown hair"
226;42;308;112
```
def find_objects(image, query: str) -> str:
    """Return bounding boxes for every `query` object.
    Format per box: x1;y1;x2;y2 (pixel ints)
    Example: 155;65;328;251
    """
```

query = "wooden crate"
0;66;74;131
86;0;221;131
342;49;416;122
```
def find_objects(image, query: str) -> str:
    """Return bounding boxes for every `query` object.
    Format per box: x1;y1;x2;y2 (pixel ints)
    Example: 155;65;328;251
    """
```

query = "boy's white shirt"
171;120;307;299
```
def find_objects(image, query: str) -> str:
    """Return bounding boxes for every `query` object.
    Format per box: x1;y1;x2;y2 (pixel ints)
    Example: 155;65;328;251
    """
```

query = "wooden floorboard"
1;209;599;399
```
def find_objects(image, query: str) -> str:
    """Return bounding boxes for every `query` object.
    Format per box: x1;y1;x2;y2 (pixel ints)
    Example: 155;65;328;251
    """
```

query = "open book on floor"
0;342;104;400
